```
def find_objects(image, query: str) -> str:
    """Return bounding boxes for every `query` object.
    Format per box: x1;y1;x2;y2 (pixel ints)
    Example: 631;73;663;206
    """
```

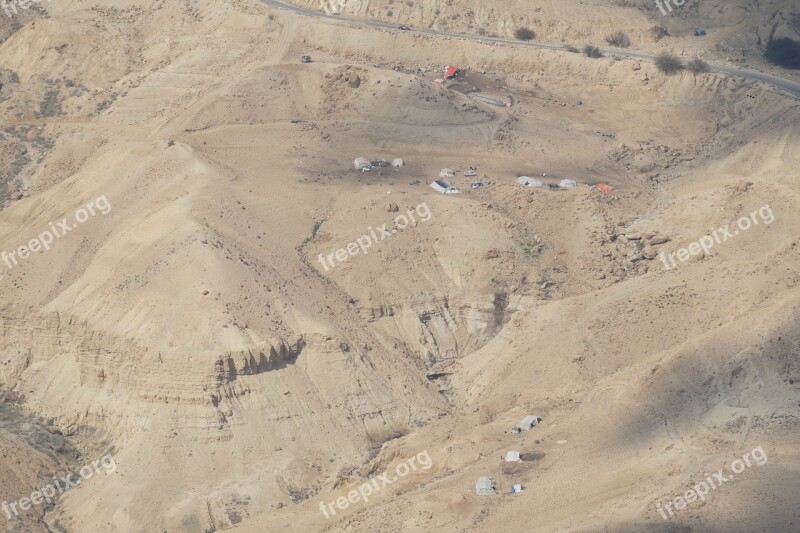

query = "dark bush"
515;27;535;41
764;38;800;69
564;44;579;53
606;31;630;48
650;25;669;41
655;53;684;74
584;45;603;58
687;58;710;72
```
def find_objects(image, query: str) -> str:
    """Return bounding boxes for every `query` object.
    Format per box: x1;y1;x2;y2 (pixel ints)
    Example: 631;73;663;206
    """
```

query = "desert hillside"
0;1;798;532
289;0;800;76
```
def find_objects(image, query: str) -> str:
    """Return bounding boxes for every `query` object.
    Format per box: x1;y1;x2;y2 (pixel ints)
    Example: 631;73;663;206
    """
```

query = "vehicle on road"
301;55;312;63
398;25;411;31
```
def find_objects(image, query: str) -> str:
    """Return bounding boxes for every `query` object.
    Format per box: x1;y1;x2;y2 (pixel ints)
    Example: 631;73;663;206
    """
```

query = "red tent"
444;66;458;79
596;183;614;193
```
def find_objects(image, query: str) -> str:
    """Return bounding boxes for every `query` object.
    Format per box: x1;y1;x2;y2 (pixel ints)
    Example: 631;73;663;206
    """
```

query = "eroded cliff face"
0;295;443;531
0;301;433;430
215;337;306;382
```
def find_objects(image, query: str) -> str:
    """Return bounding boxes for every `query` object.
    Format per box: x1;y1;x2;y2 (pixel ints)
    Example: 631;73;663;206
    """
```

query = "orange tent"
596;183;614;193
444;66;458;79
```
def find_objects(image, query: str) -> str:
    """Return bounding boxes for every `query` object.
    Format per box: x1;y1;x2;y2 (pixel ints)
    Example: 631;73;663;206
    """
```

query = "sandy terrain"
0;0;798;532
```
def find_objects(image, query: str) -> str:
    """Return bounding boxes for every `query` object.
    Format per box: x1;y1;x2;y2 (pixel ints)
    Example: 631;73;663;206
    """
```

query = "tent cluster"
429;166;480;194
476;415;542;496
475;474;525;496
353;157;406;172
517;176;580;189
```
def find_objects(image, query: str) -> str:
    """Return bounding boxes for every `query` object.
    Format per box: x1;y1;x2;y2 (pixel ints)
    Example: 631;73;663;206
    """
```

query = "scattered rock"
642;246;657;260
4;391;21;402
648;235;670;245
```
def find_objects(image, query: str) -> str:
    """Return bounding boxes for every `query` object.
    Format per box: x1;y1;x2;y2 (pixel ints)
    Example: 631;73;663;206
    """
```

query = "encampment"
515;415;542;431
476;476;497;496
354;157;371;170
517;176;543;187
430;180;459;194
505;451;522;462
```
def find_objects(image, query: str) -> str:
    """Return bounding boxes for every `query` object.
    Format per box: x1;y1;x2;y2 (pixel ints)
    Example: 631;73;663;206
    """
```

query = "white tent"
505;451;521;462
475;476;496;496
392;158;405;168
560;178;577;188
354;157;371;170
515;415;542;431
430;180;460;194
517;176;543;187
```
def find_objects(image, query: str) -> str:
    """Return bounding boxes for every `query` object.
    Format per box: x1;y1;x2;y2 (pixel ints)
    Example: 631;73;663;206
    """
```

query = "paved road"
261;0;800;99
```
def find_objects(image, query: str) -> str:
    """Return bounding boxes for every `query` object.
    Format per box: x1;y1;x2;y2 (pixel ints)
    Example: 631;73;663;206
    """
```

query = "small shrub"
523;242;544;260
650;25;669;41
687;58;710;72
38;89;62;117
564;44;579;53
584;45;603;58
606;31;630;48
515;27;535;41
764;38;800;69
655;53;684;74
